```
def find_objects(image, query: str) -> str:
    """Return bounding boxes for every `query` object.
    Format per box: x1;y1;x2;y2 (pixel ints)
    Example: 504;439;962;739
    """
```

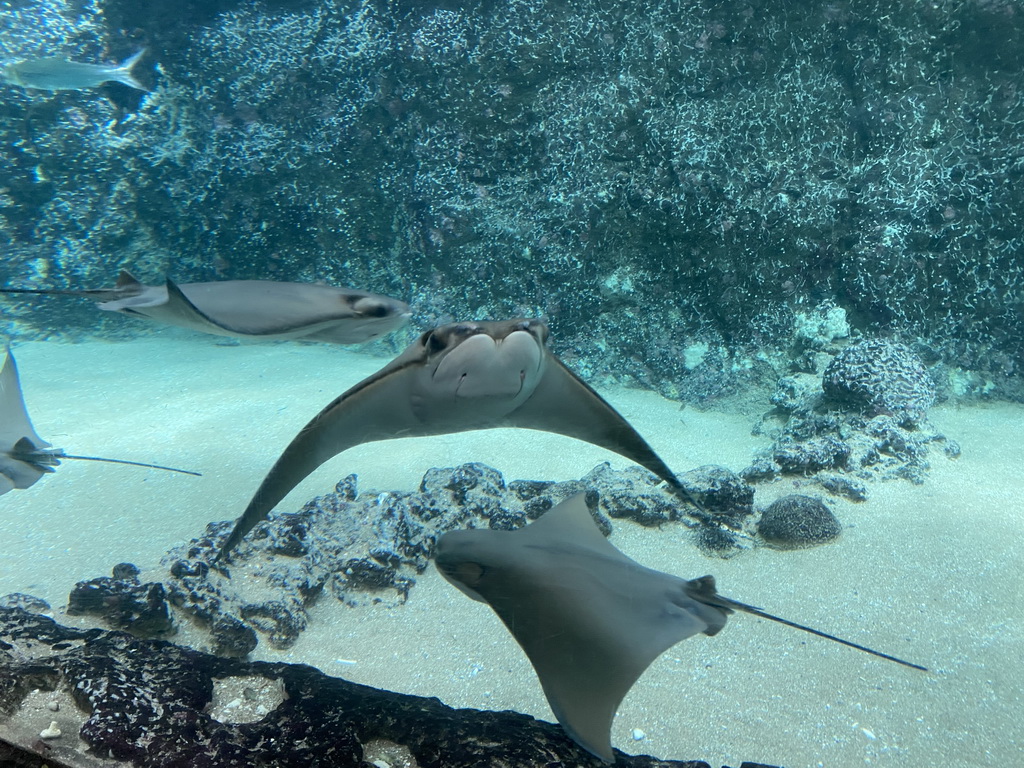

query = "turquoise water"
2;0;1023;765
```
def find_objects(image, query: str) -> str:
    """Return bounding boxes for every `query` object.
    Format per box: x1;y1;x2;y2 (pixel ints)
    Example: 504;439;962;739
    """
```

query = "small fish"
1;50;149;92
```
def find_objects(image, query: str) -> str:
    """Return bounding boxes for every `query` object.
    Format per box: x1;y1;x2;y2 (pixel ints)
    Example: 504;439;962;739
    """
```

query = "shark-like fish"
2;50;148;92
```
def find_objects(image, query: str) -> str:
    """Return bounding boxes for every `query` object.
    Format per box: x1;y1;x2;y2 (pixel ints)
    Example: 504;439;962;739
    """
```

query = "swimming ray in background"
435;492;928;763
0;348;199;495
216;318;699;560
0;270;412;344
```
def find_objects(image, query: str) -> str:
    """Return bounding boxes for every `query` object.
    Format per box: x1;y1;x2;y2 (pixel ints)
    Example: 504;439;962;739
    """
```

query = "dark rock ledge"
0;607;780;768
152;462;758;655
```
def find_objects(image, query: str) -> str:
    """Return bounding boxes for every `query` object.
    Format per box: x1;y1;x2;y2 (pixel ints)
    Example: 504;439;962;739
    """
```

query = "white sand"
1;334;1020;767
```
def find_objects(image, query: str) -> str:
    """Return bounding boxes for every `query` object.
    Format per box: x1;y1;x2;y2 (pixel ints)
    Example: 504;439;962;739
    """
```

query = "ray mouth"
453;365;528;398
431;326;543;400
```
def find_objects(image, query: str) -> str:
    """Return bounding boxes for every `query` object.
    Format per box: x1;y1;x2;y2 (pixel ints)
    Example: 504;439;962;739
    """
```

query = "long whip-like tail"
58;453;201;477
725;594;928;671
0;287;90;296
686;576;928;672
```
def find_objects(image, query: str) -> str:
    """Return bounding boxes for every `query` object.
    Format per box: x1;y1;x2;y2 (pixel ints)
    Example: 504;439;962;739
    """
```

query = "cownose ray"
0;270;411;344
435;492;928;763
0;347;200;495
216;317;699;560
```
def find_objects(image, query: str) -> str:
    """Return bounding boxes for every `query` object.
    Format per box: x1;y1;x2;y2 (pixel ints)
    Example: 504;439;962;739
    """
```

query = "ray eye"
453;324;477;336
355;300;389;318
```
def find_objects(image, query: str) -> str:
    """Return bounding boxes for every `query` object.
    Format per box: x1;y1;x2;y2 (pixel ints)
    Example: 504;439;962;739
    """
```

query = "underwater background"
2;0;1022;399
1;1;1022;766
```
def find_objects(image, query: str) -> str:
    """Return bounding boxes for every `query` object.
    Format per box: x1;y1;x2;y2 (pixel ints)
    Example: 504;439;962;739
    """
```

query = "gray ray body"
217;318;689;558
436;492;729;762
1;270;411;344
435;492;927;762
0;349;58;494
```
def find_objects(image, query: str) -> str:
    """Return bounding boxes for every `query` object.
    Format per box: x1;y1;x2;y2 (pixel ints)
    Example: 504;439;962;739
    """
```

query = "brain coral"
757;495;842;549
822;339;936;421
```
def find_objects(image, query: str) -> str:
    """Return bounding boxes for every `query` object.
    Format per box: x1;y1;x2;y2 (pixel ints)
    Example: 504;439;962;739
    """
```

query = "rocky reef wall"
1;0;1021;401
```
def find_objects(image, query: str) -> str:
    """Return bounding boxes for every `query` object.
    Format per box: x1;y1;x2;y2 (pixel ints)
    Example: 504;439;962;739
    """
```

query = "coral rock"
757;495;842;549
823;339;936;423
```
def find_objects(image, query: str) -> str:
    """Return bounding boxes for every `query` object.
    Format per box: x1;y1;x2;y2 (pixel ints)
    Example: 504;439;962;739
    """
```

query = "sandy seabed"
1;332;1020;768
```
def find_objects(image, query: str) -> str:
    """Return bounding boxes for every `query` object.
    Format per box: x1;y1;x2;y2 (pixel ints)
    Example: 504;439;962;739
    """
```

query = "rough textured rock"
63;453;938;656
0;594;51;614
816;473;868;502
152;462;760;651
160;465;578;650
747;336;959;497
771;435;851;474
679;466;755;519
757;495;842;549
0;606;720;768
67;564;173;637
822;339;937;423
769;373;824;412
677;465;757;557
208;615;258;659
2;1;1022;404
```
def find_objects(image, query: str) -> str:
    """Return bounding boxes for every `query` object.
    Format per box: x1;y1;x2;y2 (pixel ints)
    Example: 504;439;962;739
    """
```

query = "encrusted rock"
423;462;506;502
266;513;311;557
67;576;173;636
210;615;258;658
488;508;528;530
757;495;842;549
239;600;305;649
740;457;779;483
816;473;867;502
111;562;141;581
601;487;678;527
508;479;554;501
0;606;715;767
823;339;936;423
155;461;720;651
793;302;851;350
772;435;850;473
334;557;414;603
750;343;955;494
770;373;823;411
678;465;755;519
0;593;51;614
